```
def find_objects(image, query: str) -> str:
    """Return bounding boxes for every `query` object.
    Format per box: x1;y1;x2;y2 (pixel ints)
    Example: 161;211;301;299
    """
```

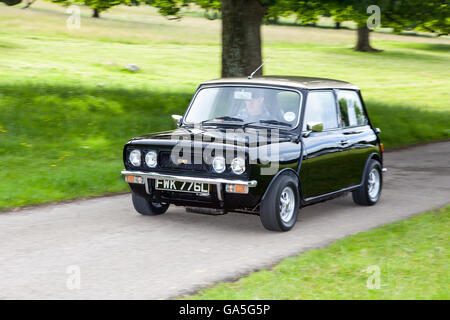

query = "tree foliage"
270;0;449;52
46;0;133;17
380;0;449;36
337;0;449;35
0;0;23;5
144;0;219;18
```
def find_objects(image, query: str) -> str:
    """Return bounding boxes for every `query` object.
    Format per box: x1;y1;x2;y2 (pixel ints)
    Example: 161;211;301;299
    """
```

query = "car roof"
202;76;359;90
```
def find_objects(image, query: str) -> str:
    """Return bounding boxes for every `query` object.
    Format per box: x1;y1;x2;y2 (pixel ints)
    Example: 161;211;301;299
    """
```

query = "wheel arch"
260;168;301;204
370;152;382;165
360;152;382;186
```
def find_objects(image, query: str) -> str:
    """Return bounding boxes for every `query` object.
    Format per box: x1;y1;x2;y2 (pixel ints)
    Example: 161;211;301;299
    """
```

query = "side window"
303;91;338;131
337;90;368;127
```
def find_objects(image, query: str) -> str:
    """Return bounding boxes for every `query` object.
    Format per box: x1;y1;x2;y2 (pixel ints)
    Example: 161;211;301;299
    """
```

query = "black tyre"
352;159;382;206
260;174;300;232
132;193;169;215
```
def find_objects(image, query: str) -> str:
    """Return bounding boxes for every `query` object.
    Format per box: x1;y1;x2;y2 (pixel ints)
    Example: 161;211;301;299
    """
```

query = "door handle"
343;131;362;135
340;139;349;146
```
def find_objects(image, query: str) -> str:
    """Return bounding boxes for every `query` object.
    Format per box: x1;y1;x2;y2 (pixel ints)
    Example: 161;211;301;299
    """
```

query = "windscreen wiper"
244;119;291;128
259;119;291;127
201;116;244;125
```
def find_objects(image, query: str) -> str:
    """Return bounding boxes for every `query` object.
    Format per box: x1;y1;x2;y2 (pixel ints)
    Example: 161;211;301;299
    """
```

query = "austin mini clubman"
122;76;385;231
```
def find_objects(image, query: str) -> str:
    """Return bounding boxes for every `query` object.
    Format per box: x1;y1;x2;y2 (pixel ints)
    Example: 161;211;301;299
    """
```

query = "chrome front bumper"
121;170;258;201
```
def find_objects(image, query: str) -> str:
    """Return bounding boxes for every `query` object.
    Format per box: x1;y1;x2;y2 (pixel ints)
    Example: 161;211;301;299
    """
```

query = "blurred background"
0;0;449;210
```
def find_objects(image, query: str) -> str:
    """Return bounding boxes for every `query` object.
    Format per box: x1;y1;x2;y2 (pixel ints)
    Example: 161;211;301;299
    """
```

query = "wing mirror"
307;122;323;132
303;122;323;137
171;114;183;127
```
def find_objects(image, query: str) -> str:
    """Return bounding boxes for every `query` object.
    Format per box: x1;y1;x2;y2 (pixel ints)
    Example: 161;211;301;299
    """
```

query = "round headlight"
231;157;245;175
129;149;141;167
212;156;226;173
145;151;158;168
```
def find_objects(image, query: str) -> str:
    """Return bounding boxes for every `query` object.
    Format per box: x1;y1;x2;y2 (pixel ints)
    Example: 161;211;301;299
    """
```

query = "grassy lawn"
183;206;450;300
0;1;449;210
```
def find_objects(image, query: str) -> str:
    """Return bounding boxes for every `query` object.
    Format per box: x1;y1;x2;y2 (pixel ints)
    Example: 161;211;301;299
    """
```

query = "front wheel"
132;193;169;215
352;159;382;206
260;174;300;232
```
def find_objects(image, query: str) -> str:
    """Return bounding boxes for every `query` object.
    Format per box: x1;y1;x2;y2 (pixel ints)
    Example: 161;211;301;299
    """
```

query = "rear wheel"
132;193;169;215
352;159;382;206
260;174;300;232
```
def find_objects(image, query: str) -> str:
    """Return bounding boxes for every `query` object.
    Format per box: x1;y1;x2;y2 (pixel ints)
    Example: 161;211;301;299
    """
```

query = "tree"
220;0;267;77
282;1;379;52
338;0;449;52
339;1;380;52
149;0;282;78
150;0;382;74
47;0;132;18
285;0;448;52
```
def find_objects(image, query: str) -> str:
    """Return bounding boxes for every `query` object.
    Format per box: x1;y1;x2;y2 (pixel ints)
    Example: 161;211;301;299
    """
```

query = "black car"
122;76;385;231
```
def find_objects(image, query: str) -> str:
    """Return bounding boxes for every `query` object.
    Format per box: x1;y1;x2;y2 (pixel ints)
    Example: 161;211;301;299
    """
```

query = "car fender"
260;168;300;203
360;152;382;186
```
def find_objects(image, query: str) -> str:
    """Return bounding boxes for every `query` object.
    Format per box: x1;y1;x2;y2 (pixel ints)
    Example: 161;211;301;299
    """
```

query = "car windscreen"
184;86;302;128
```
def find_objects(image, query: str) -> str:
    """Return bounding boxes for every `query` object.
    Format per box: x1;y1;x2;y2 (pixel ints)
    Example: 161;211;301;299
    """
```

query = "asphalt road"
0;141;449;299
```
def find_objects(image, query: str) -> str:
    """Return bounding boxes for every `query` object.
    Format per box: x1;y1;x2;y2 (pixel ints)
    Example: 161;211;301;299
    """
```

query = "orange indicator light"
125;175;144;184
225;184;249;194
235;185;248;193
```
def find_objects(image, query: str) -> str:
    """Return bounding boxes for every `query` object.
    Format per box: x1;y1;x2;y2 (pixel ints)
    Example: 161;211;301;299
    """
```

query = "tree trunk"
92;8;100;18
221;0;266;78
354;25;381;52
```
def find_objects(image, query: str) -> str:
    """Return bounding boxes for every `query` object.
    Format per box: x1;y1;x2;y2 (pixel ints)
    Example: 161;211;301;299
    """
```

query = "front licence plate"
154;179;210;195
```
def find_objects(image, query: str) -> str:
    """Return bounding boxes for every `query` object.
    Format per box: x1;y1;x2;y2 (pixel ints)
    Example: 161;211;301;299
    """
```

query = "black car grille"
159;151;209;172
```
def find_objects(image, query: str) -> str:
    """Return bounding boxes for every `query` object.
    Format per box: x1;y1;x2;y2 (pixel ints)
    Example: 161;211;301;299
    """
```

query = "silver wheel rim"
279;187;295;223
367;168;381;201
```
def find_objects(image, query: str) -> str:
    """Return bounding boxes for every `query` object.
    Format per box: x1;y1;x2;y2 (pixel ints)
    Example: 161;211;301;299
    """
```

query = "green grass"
184;206;450;300
367;102;450;148
0;1;449;210
0;84;190;209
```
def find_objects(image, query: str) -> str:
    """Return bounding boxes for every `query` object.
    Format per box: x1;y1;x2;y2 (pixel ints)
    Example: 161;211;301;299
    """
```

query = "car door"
336;89;378;187
300;90;347;199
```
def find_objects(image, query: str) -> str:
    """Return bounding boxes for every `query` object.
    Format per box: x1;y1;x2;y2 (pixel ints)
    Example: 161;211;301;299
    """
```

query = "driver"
237;89;271;122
